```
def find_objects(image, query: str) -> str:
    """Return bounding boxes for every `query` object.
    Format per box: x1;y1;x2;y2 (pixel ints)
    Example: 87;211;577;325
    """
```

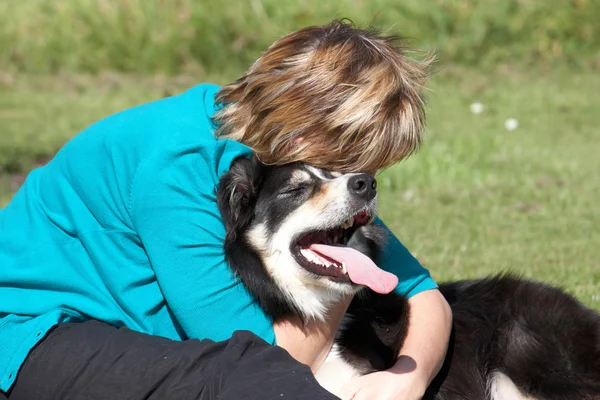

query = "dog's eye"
279;184;309;196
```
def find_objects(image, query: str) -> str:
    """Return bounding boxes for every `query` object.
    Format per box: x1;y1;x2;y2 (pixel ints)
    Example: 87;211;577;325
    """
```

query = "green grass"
378;67;600;309
1;67;598;309
1;1;598;75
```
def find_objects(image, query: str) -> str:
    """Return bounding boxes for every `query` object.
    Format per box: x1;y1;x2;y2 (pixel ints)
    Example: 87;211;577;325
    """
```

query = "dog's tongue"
308;244;398;294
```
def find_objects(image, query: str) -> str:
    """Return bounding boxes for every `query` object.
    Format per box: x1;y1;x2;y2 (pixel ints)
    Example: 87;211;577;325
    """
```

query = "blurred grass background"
0;0;598;308
1;0;598;75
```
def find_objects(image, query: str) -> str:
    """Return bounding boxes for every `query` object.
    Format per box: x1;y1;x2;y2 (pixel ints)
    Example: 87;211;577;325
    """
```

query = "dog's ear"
217;155;263;243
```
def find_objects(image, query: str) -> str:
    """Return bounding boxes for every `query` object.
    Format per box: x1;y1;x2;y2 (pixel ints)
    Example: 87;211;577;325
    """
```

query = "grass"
378;67;600;309
1;66;598;310
1;1;598;75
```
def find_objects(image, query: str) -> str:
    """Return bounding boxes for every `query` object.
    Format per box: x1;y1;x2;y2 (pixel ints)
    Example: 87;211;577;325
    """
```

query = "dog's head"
217;156;398;321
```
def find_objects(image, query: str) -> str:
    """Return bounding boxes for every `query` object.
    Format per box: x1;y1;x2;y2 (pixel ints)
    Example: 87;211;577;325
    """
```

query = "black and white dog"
217;156;600;400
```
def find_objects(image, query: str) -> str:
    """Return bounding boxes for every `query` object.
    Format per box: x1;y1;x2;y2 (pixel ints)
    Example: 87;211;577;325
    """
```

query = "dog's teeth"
301;248;313;261
301;248;319;264
341;262;347;274
340;217;355;229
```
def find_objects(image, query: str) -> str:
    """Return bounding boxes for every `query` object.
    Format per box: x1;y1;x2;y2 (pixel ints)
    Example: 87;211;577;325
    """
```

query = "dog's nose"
348;174;377;201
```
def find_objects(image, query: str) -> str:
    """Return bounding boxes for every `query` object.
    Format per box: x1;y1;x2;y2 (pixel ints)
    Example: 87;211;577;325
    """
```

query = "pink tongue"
308;244;398;294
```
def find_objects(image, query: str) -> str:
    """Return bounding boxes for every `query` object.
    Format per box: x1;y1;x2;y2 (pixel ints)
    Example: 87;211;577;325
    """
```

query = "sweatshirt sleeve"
129;143;276;344
374;218;438;298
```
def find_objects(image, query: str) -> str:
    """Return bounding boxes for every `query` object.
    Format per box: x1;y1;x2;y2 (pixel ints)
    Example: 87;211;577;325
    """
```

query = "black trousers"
1;320;338;400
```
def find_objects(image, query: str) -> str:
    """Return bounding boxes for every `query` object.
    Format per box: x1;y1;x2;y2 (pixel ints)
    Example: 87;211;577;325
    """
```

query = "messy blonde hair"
214;19;433;173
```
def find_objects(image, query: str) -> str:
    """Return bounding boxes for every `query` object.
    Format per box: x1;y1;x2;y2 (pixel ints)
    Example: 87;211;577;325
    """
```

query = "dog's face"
218;157;397;321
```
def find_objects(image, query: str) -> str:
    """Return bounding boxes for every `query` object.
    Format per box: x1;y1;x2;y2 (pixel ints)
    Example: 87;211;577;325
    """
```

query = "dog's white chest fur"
314;345;361;396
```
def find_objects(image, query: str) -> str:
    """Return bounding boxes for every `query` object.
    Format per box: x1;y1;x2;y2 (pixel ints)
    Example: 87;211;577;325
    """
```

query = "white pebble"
470;102;484;114
504;118;519;131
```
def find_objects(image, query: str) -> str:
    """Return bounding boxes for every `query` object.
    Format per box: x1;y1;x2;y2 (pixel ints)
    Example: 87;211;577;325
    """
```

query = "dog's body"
217;157;600;400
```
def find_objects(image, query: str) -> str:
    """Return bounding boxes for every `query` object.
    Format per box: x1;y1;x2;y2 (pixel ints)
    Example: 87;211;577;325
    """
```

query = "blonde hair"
213;20;433;173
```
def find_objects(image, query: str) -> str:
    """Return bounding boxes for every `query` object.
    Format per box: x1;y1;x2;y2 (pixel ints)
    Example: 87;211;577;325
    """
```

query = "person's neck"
273;294;353;372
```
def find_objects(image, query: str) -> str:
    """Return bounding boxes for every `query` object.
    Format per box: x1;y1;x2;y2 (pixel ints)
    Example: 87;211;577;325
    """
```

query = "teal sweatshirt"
0;83;437;392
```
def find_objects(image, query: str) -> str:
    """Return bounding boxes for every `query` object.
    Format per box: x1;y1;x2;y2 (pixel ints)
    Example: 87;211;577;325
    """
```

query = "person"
0;20;452;400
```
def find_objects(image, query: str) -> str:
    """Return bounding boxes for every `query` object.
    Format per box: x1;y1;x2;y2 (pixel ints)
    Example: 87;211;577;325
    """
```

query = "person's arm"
340;219;452;400
130;145;277;343
130;145;349;371
397;289;452;384
273;293;353;372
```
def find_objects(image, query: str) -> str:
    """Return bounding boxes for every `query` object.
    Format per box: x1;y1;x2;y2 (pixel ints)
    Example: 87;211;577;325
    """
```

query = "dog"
217;156;600;400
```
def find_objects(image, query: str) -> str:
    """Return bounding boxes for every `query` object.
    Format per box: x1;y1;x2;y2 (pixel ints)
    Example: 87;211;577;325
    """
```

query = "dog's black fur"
426;277;600;400
218;157;303;320
217;156;600;400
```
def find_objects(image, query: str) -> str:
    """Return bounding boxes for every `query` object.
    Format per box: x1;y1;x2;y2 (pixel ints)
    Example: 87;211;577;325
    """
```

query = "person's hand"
339;357;427;400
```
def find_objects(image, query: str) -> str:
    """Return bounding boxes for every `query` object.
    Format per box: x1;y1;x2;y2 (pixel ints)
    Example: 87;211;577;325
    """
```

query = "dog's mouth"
291;210;398;294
